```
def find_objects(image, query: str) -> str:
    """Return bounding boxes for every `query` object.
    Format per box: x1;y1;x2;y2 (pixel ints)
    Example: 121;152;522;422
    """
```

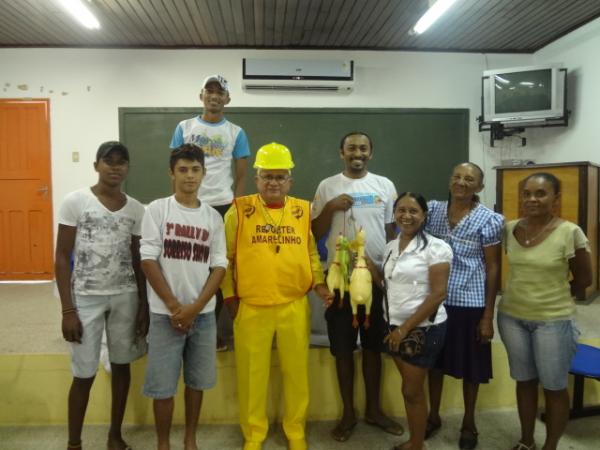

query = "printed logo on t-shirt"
189;133;226;157
73;210;137;292
251;224;303;246
292;205;304;219
244;205;256;218
163;222;211;262
350;192;383;208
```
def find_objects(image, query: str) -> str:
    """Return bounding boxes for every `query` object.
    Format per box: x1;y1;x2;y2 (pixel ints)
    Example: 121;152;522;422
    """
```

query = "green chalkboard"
119;107;469;204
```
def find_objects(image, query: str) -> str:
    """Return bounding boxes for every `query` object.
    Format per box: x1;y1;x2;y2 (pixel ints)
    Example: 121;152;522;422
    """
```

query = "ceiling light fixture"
57;0;100;29
413;0;457;35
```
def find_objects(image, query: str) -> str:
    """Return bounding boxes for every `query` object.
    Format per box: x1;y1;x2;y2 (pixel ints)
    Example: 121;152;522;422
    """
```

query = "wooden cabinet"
496;162;599;300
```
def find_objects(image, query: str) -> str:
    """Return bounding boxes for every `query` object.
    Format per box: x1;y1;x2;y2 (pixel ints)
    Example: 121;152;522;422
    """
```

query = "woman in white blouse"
369;192;453;450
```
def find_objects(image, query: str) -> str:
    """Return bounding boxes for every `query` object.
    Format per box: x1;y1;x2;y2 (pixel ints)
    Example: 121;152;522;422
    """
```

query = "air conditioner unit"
242;58;354;93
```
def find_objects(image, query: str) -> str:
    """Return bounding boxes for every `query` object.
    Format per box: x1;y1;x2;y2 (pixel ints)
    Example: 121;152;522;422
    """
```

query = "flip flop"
330;421;357;442
364;416;404;436
512;442;536;450
106;440;132;450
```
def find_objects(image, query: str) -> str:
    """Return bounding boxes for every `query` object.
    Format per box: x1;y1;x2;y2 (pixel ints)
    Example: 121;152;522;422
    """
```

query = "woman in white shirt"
369;192;453;450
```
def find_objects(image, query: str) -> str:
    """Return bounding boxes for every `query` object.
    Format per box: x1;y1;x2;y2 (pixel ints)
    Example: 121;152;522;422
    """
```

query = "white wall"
1;47;533;216
523;17;600;162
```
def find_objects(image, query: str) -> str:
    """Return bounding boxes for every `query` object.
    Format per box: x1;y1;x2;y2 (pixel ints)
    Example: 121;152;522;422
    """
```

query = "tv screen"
482;64;565;123
494;69;552;114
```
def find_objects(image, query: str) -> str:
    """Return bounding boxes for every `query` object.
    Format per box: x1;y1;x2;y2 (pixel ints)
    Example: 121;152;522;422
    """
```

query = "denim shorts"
71;292;145;378
498;312;579;391
386;321;447;369
143;312;217;399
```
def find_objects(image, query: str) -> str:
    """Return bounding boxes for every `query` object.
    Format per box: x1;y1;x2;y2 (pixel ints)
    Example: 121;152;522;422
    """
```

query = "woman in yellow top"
498;172;592;450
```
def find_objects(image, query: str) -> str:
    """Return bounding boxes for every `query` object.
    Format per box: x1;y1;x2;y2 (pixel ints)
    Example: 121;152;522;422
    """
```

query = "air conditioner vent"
242;58;354;93
244;84;344;92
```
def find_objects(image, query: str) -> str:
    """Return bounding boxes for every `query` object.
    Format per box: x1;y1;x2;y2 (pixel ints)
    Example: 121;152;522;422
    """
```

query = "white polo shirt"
382;232;453;327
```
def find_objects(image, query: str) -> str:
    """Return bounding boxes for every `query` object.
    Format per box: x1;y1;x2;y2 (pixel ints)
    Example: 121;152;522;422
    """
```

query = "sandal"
364;416;404;436
512;442;536;450
424;418;441;440
458;428;478;450
330;421;357;442
67;443;82;450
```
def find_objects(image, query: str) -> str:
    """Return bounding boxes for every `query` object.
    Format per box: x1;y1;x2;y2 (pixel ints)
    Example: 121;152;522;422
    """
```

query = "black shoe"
459;428;478;450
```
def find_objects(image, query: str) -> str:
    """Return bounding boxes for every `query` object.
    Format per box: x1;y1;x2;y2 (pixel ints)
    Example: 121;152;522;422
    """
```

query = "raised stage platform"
1;283;599;426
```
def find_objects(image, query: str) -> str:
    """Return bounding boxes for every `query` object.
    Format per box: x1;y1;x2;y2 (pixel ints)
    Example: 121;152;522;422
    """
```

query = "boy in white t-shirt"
141;144;227;450
55;141;147;450
170;74;251;351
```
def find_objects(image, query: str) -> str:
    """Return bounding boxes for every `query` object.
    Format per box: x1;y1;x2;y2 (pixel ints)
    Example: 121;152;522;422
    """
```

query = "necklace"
522;216;555;245
259;198;287;253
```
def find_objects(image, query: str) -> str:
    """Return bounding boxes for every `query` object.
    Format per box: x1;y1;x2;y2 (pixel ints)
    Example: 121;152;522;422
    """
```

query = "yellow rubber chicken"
349;229;372;328
326;233;350;308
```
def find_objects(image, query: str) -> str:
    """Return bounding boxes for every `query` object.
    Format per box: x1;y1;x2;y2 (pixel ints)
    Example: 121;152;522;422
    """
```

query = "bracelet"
62;308;77;315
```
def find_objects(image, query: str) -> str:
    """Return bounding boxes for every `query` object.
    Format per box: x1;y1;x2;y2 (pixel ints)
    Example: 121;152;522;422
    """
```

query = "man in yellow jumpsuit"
221;143;334;450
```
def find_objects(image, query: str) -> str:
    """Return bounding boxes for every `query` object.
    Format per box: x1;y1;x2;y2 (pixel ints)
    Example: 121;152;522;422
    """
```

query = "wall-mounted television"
482;64;566;124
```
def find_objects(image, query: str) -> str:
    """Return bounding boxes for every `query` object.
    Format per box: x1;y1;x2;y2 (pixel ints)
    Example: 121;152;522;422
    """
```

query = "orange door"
0;99;53;280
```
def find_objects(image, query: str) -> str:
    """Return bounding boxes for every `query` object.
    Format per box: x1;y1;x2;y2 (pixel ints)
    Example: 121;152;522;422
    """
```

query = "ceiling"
1;0;599;53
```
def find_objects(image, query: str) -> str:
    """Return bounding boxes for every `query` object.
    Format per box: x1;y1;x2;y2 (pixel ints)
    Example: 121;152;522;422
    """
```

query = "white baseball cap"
202;74;229;92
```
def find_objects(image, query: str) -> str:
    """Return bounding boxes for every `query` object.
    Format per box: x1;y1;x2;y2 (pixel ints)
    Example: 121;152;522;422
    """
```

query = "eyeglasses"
258;174;291;184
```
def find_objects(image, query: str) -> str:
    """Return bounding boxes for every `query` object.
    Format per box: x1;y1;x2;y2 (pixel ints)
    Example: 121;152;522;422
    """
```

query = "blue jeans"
498;312;579;390
143;312;216;399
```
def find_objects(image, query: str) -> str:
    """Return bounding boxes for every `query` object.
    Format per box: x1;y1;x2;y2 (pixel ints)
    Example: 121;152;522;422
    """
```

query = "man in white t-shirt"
311;132;402;442
170;74;250;210
55;141;147;450
141;144;227;450
170;74;250;351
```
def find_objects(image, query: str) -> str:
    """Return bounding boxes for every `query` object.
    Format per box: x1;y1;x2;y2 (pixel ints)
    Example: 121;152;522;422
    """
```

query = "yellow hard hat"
253;142;295;170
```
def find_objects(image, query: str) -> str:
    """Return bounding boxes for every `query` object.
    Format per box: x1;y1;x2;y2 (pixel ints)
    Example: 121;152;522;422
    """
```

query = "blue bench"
569;343;600;418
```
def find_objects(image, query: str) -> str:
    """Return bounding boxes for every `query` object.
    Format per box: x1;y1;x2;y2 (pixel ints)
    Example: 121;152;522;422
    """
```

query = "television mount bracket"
477;115;569;147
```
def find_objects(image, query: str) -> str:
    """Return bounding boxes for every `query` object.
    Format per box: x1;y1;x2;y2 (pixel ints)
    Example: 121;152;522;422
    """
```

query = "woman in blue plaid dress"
424;163;504;450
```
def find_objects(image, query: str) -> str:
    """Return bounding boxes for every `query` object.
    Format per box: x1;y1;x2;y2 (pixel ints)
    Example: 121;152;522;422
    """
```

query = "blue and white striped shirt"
426;200;504;308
